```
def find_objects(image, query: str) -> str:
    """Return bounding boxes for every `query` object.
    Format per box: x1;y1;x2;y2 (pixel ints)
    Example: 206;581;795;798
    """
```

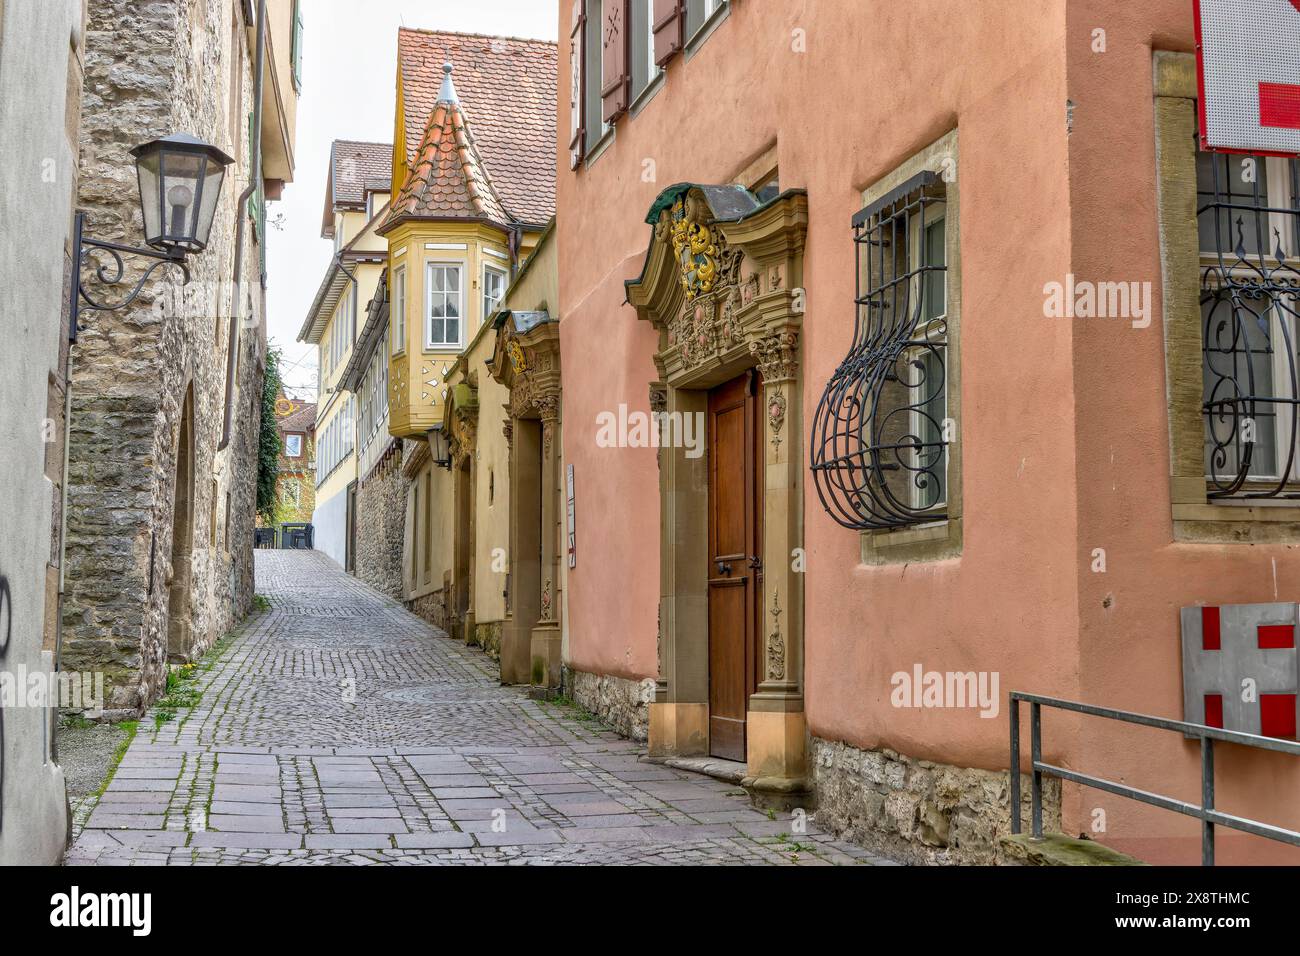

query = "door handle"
716;560;732;576
748;555;763;572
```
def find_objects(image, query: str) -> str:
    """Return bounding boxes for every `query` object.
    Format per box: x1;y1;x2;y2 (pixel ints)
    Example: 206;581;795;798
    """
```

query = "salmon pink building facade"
554;0;1300;864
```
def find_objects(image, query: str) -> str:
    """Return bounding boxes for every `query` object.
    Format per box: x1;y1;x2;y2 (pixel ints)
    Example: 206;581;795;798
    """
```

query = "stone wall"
409;587;453;635
354;442;407;599
62;0;262;716
809;736;1062;865
563;668;656;742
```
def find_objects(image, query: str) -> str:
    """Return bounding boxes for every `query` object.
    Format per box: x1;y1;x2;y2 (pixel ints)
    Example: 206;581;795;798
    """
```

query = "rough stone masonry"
62;0;264;717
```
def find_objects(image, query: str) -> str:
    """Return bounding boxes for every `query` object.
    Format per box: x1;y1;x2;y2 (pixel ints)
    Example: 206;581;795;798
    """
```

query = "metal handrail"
1009;691;1300;866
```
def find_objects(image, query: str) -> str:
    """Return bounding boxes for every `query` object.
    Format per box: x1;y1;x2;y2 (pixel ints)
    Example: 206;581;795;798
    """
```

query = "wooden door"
707;371;763;761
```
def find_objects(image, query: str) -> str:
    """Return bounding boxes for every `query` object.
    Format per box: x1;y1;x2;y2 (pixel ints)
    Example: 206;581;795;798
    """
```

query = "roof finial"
438;60;458;104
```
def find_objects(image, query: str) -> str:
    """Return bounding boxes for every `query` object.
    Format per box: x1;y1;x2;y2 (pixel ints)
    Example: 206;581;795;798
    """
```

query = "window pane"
923;218;946;322
430;317;445;344
445;268;459;291
446;292;459;318
1197;150;1271;257
584;0;604;151
914;349;948;508
630;0;652;97
754;175;780;204
446;318;459;345
1203;295;1279;480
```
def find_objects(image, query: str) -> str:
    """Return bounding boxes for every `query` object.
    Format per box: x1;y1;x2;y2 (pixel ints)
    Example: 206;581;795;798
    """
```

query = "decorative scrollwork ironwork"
1199;151;1300;499
811;170;950;530
69;213;190;342
79;245;190;314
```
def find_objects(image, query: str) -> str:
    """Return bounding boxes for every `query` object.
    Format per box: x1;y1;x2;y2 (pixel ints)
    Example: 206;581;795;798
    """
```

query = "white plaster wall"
0;0;81;865
312;488;350;570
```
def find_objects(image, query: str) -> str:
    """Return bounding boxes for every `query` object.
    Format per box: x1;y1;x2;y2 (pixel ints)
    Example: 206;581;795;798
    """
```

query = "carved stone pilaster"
627;188;809;786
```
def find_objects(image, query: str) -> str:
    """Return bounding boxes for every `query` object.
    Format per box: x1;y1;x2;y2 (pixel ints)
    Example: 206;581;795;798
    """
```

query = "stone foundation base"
473;620;502;662
563;667;656;742
407;587;454;635
809;736;1061;865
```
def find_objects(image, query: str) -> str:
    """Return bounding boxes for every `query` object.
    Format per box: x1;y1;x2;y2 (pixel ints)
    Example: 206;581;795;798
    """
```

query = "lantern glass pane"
195;159;226;249
160;149;203;247
136;149;163;246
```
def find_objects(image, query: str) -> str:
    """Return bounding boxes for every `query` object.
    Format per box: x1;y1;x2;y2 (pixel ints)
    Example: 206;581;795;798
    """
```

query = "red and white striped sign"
1195;0;1300;156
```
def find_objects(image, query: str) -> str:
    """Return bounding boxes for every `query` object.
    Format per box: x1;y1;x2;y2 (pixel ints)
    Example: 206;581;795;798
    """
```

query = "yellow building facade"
298;140;390;569
380;29;556;642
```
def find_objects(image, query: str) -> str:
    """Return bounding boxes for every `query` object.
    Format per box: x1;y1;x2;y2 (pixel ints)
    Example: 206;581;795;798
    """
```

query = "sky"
266;0;559;399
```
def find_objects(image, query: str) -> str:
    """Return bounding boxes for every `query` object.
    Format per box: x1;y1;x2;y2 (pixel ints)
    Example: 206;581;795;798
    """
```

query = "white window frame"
285;433;303;458
393;266;406;354
425;261;465;350
483;264;507;321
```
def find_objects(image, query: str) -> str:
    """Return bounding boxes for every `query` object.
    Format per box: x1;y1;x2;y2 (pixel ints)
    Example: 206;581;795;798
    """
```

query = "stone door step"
654;755;749;785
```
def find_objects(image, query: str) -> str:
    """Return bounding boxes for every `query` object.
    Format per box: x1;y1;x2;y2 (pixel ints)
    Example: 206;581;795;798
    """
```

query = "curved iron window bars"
811;170;950;530
1199;148;1300;499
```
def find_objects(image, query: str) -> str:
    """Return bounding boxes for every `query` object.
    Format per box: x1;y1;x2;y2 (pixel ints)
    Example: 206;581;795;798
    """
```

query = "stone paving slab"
65;550;896;867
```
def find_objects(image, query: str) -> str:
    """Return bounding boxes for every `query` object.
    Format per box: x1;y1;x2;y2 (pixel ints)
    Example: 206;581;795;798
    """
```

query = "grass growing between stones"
60;712;98;731
95;720;138;799
544;694;599;724
252;593;271;613
150;625;238;735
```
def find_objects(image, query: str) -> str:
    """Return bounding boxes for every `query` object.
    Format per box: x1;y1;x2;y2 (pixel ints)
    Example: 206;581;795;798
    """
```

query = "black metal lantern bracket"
68;212;190;343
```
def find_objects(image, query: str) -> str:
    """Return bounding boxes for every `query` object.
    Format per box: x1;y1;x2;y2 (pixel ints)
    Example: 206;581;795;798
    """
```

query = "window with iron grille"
1198;145;1300;499
811;170;950;530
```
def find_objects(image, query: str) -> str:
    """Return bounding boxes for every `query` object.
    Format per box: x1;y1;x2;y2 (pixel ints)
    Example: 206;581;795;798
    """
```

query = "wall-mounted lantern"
70;133;235;341
430;425;452;470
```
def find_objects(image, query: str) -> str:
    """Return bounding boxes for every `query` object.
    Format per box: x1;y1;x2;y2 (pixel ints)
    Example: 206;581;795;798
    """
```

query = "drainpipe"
508;223;522;281
219;0;266;452
54;342;73;738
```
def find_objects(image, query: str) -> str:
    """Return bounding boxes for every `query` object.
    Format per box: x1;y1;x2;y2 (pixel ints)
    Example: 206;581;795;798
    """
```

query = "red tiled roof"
332;141;392;206
396;29;556;226
384;90;509;229
322;140;392;237
278;402;317;433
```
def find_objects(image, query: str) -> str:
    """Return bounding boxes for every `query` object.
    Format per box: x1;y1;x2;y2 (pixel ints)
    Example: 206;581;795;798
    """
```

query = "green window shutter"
247;111;267;280
291;0;304;90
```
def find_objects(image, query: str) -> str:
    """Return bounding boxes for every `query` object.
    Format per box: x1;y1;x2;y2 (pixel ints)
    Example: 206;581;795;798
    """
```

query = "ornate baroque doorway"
489;311;563;689
627;185;808;801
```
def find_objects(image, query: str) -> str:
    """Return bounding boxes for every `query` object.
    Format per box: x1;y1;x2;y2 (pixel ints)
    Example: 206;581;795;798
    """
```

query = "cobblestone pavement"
66;551;892;866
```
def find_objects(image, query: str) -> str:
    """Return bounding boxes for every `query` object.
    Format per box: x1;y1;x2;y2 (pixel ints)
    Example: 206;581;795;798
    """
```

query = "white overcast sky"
266;0;559;398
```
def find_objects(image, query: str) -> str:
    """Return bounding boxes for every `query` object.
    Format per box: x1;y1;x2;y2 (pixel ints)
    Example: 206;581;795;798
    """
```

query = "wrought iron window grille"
811;170;950;531
1199;144;1300;499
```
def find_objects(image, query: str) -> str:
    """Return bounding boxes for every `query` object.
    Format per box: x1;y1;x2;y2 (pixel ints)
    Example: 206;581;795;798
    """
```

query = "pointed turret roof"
395;30;556;226
380;62;509;234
